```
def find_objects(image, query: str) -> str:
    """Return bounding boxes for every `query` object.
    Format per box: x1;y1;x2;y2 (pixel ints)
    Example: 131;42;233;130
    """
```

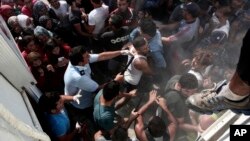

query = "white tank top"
124;54;147;85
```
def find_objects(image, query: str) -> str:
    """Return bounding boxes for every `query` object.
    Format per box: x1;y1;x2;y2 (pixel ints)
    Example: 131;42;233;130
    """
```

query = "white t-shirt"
88;4;109;35
50;1;69;25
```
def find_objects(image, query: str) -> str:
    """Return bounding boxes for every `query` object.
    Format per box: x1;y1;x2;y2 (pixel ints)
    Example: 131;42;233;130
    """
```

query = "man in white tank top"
115;36;154;109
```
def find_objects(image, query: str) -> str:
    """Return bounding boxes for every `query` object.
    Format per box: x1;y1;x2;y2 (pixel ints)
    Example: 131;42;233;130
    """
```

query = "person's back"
162;73;198;141
93;81;120;140
134;90;175;141
88;0;109;36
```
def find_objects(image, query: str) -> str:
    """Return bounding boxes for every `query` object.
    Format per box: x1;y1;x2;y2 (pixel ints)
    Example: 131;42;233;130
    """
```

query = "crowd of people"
1;0;250;140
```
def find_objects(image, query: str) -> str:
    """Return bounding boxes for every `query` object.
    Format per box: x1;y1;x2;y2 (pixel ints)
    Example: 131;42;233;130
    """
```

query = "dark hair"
38;92;61;113
45;38;61;52
91;0;101;4
110;14;123;29
197;0;211;11
39;15;51;28
179;73;198;89
139;18;156;37
65;0;74;5
111;126;128;141
132;36;146;49
217;6;231;17
69;45;88;65
217;0;230;7
147;116;167;137
183;2;201;18
17;35;34;49
103;81;120;101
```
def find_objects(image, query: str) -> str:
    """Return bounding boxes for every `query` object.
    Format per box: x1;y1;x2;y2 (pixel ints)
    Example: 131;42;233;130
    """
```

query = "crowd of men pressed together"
1;0;250;140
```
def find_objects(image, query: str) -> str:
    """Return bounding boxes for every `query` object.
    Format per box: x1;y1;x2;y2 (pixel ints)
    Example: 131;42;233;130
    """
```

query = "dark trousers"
236;29;250;85
65;103;95;126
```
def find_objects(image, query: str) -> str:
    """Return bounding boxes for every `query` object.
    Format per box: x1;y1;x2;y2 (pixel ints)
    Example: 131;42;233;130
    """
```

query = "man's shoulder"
163;89;181;103
164;75;181;90
133;55;147;65
101;31;115;38
164;89;180;97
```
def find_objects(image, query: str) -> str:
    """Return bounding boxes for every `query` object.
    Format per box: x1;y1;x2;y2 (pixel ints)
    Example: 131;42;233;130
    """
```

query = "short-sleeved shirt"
111;7;137;30
162;75;191;141
45;109;70;137
93;90;115;131
88;4;109;35
101;26;130;63
101;26;130;52
50;1;69;27
168;18;200;45
130;28;166;68
64;54;99;109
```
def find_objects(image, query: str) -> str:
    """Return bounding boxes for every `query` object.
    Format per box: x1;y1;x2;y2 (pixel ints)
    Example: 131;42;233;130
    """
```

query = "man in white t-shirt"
48;0;70;27
85;0;109;37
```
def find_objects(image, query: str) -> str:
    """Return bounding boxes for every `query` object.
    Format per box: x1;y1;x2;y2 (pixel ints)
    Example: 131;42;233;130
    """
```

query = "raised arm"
137;90;157;115
155;96;177;141
134;90;157;141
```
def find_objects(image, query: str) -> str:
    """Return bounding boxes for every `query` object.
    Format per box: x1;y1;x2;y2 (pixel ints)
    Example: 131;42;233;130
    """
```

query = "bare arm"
137;90;157;115
156;97;177;141
134;115;148;141
83;22;95;34
61;95;74;102
134;58;154;75
73;23;92;37
177;118;201;133
123;109;139;129
97;50;122;61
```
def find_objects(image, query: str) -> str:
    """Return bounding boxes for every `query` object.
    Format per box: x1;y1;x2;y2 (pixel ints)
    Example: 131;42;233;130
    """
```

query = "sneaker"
231;109;250;115
186;84;250;114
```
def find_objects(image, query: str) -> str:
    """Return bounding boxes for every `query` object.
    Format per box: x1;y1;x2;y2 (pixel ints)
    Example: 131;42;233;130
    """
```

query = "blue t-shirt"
45;109;70;137
93;90;115;131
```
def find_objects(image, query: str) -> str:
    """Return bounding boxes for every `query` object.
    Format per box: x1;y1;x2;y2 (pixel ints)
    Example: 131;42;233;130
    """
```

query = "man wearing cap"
161;2;200;73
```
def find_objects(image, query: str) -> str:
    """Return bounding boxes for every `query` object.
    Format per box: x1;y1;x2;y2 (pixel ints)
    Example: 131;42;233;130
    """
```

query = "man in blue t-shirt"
93;81;120;132
38;92;81;140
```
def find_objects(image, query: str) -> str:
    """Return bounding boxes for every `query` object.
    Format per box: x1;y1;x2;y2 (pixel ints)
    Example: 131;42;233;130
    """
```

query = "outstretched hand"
155;96;168;109
120;50;131;56
148;90;158;103
75;122;82;133
73;90;82;104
